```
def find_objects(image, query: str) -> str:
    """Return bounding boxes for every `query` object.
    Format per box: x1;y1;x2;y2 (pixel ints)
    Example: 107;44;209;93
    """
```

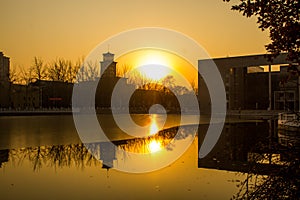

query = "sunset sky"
0;0;269;69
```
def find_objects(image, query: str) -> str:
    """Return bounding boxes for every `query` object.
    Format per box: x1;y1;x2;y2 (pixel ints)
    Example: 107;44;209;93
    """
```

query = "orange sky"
116;49;198;86
0;0;269;68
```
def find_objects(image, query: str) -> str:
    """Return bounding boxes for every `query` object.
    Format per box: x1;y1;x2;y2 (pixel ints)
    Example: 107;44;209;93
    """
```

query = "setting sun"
136;51;171;81
137;51;169;66
138;64;170;81
116;49;198;87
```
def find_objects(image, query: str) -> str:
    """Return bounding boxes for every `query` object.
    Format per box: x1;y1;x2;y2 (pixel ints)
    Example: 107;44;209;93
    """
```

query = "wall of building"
245;72;281;110
30;80;73;108
198;54;296;112
0;52;10;108
10;84;39;109
0;52;9;83
274;66;300;111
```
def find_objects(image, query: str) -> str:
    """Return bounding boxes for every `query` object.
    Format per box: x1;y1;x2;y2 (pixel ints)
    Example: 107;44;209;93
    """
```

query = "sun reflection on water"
118;137;167;154
149;115;159;135
148;140;162;153
115;122;187;154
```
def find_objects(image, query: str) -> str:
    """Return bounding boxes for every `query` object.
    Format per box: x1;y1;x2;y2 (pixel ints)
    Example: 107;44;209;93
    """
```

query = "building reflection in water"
0;149;9;168
278;129;300;149
198;121;300;199
0;125;194;171
1;118;298;199
1;121;298;175
85;142;116;170
198;121;299;173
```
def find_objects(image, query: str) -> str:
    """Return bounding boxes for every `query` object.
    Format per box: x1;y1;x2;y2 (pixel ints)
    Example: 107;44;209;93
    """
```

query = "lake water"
0;114;289;199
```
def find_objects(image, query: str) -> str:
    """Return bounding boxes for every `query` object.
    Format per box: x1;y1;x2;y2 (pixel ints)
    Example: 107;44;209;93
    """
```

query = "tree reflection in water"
232;129;300;200
197;121;300;199
9;144;97;171
7;125;194;171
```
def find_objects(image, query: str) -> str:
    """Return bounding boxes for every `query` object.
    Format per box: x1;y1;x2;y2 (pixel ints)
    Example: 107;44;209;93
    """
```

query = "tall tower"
100;52;117;78
0;52;10;108
0;52;10;83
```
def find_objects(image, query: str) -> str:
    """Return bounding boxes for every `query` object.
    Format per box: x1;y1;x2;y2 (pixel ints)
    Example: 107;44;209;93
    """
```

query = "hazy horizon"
0;0;269;69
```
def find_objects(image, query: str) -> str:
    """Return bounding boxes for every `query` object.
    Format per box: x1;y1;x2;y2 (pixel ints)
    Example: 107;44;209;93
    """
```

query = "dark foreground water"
0;115;298;199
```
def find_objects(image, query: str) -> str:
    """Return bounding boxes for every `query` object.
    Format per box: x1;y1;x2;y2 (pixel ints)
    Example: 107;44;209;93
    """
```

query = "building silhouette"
0;52;9;83
0;149;9;168
198;122;284;174
97;52;123;108
100;52;117;78
2;51;297;112
0;52;10;108
198;54;300;113
96;52;135;109
29;80;73;108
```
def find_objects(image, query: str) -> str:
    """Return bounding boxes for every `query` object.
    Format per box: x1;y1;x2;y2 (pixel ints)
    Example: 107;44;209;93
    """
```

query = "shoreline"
0;109;283;119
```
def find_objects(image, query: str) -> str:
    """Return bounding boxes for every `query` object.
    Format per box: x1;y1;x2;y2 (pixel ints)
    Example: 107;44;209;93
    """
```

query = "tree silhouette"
231;134;300;199
31;57;46;81
19;65;34;85
46;58;70;82
46;58;80;83
117;64;132;78
76;60;99;82
9;65;19;84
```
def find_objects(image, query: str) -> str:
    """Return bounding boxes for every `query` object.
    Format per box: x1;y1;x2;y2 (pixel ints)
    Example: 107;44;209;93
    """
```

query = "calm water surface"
0;115;273;200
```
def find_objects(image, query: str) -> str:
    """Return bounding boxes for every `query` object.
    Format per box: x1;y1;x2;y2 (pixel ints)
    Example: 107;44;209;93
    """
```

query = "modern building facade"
198;53;299;113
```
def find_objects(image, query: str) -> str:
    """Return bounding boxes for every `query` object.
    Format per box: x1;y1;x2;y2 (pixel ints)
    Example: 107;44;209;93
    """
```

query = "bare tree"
128;73;190;95
162;75;191;95
139;82;164;91
127;70;165;91
162;75;175;89
46;58;77;82
76;60;99;82
9;65;19;84
127;70;147;88
232;142;299;200
85;61;99;81
65;59;79;83
117;64;132;78
19;66;34;85
31;57;46;81
47;58;65;82
69;57;84;83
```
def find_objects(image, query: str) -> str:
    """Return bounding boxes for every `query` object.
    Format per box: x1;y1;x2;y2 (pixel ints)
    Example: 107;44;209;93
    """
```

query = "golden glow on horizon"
116;49;198;87
136;52;171;80
137;51;170;66
138;65;170;81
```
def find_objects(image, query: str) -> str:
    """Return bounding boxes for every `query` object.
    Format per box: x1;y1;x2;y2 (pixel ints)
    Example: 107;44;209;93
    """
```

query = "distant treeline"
1;56;196;112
